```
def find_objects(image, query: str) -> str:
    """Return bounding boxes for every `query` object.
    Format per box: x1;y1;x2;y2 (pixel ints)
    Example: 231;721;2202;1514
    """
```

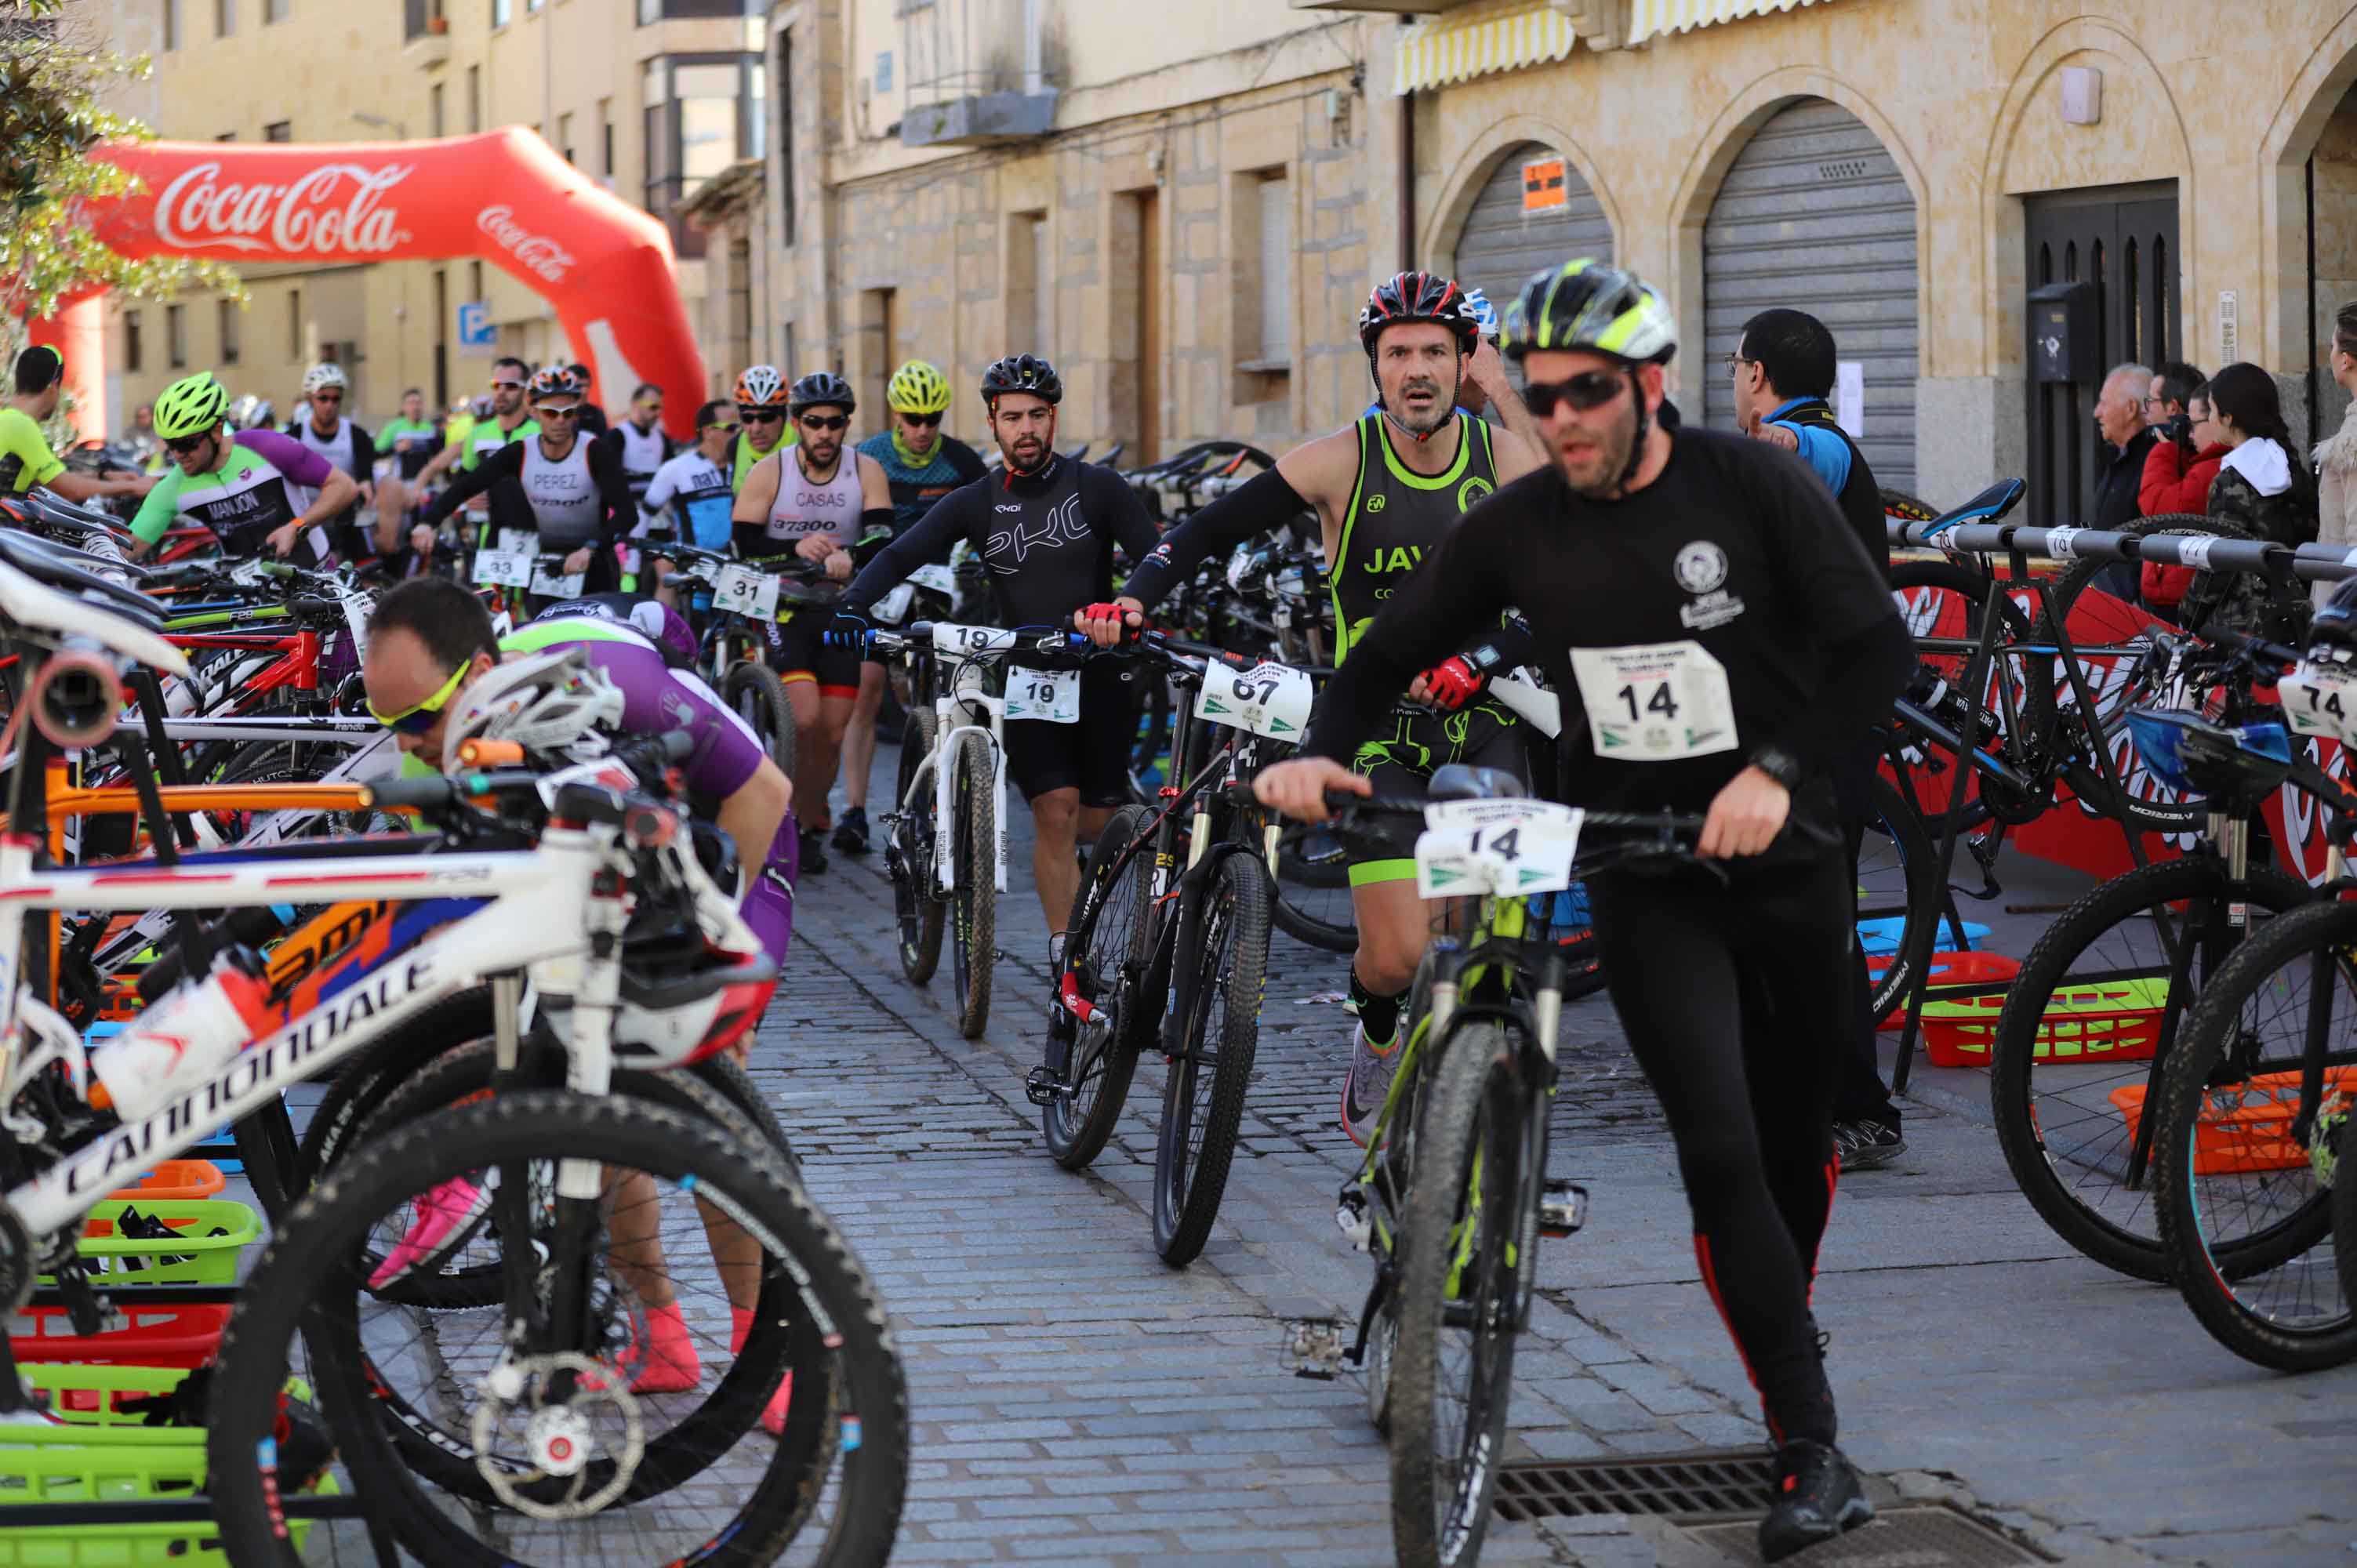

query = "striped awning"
1627;0;1842;46
1393;4;1581;96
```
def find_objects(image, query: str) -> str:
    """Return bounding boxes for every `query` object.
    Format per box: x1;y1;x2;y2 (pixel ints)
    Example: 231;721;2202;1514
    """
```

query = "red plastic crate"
2112;1066;2357;1175
5;1301;229;1370
1916;972;2166;1069
1870;950;2021;1033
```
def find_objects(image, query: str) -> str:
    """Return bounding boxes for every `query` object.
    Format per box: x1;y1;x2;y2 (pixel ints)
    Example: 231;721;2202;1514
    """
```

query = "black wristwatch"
1747;746;1805;792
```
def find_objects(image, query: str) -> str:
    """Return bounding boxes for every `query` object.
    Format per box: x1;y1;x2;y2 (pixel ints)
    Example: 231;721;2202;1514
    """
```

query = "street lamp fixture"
351;112;409;141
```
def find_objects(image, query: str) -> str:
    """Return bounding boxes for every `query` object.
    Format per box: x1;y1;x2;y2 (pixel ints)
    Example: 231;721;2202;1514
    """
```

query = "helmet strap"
1617;367;1651;492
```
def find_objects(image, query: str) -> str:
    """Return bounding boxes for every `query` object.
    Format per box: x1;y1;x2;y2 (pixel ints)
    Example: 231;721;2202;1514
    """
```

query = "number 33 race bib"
1569;641;1737;761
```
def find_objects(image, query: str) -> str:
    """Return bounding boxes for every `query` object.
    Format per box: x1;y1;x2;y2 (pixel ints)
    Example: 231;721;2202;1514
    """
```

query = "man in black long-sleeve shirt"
419;367;634;601
1254;261;1911;1565
834;354;1160;950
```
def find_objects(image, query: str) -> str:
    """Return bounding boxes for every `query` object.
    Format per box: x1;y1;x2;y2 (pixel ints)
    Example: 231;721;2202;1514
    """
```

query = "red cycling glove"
1079;602;1143;643
1420;655;1487;712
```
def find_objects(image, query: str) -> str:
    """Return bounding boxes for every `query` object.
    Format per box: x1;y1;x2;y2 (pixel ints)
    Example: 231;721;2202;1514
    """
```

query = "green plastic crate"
35;1200;259;1287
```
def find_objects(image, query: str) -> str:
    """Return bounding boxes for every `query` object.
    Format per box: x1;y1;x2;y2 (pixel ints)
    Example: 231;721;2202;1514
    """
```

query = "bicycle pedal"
1537;1179;1588;1240
1334;1185;1372;1254
1022;1065;1070;1107
1280;1316;1350;1381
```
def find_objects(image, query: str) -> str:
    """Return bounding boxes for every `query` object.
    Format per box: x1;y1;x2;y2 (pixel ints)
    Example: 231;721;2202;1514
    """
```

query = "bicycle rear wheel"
1042;805;1153;1168
892;708;945;985
205;1091;907;1568
1389;1022;1527;1568
724;659;798;782
1859;771;1939;1025
1271;821;1357;953
2154;899;2357;1370
1152;851;1269;1265
950;730;996;1038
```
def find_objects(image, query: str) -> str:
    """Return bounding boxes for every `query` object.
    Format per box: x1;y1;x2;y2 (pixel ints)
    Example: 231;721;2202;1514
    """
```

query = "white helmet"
440;647;625;772
302;362;348;397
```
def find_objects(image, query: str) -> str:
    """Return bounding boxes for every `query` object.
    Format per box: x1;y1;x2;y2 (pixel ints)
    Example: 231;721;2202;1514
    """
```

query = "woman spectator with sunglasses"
416;365;634;601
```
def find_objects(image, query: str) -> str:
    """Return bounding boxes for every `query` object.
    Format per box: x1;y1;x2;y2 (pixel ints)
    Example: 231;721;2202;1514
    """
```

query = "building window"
218;299;241;365
404;0;444;39
557;111;574;163
213;0;231;35
263;120;290;142
429;82;445;139
125;310;143;374
1008;212;1048;358
492;0;510;27
775;29;794;244
163;0;180;50
528;0;542;11
597;97;613;177
167;305;187;370
639;0;749;22
263;0;286;22
287;289;302;361
643;52;763;258
215;130;237;141
467;65;481;132
1258;175;1291;362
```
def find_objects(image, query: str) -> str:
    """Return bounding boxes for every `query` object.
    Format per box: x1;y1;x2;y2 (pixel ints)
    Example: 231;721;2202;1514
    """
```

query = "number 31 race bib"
1569;641;1737;761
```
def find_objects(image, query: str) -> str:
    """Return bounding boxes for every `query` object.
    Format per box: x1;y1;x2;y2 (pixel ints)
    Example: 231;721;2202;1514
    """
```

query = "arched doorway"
1699;100;1920;492
1448;141;1612;320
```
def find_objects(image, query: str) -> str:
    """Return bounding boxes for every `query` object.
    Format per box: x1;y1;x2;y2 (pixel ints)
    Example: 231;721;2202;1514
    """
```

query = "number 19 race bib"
1568;641;1737;761
1004;665;1081;724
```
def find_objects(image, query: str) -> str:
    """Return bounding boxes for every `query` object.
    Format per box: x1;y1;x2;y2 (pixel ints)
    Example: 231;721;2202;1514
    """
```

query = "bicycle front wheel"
2154;898;2357;1370
725;658;797;781
1152;851;1269;1265
1270;821;1358;954
893;707;945;985
1389;1022;1527;1568
1042;805;1154;1168
205;1091;908;1568
950;729;997;1038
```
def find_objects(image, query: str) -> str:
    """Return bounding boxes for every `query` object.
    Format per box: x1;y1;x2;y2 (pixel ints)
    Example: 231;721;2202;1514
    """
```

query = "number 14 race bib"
1568;641;1737;761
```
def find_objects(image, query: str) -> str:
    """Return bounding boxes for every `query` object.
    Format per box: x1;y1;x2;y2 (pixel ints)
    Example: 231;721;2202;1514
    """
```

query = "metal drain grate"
1493;1447;1778;1524
1685;1505;2050;1565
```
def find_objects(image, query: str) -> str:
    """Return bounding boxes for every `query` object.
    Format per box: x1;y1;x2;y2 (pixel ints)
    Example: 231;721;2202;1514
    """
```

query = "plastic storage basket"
1917;975;2169;1069
2111;1066;2357;1176
5;1301;229;1370
105;1162;226;1203
35;1200;259;1287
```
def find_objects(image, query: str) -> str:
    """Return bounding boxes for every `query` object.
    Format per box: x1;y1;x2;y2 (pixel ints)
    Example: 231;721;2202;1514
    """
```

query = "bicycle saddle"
1921;477;2026;532
1428;763;1529;803
19;486;140;544
0;528;164;626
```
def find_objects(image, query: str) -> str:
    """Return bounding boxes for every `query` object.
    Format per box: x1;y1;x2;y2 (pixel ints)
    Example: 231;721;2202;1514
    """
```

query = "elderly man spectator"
2092;362;2158;528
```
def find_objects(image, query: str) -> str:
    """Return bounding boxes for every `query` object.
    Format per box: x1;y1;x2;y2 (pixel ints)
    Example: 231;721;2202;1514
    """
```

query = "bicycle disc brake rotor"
470;1352;646;1520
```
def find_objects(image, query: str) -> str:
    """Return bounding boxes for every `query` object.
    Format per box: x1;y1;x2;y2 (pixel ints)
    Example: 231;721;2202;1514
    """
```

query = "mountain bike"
1280;768;1734;1568
637;539;819;780
1026;633;1306;1262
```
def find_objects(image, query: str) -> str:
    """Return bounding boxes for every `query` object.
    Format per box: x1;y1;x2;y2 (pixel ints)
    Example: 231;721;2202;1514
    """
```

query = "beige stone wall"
1404;0;2357;503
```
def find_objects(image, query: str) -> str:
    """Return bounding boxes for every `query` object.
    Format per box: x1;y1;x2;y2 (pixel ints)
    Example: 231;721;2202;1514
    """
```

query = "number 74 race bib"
1568;641;1738;761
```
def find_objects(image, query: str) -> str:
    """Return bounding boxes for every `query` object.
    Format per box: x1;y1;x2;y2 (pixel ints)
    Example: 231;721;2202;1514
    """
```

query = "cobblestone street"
745;746;2357;1566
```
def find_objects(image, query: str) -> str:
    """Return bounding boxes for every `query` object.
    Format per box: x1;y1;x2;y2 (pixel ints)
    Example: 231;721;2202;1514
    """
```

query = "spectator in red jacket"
2140;370;2229;609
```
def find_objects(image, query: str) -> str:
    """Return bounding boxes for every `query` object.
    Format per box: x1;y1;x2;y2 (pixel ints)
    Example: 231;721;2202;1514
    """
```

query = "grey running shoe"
1832;1120;1906;1172
1340;1023;1400;1148
831;806;870;855
1758;1439;1872;1561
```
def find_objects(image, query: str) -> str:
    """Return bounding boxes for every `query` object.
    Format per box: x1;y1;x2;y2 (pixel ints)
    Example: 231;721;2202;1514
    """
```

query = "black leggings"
1587;851;1850;1446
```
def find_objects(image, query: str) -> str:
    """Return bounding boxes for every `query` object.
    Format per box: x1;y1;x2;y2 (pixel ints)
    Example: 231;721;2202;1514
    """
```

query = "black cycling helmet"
1357;270;1484;360
980;354;1062;408
788;371;855;417
2310;575;2357;665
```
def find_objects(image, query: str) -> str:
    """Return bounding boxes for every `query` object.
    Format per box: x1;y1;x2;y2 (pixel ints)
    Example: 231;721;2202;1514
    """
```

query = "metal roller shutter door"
1450;142;1613;324
1699;100;1920;493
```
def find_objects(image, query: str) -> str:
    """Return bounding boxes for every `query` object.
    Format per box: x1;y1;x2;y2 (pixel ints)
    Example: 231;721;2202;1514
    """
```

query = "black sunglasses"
165;432;212;455
1523;370;1630;419
898;411;942;429
739;408;784;424
798;414;849;432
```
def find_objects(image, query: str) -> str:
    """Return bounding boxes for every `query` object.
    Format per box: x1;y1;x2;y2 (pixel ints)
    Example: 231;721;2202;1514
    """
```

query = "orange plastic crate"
1918;975;2166;1069
2112;1066;2357;1175
108;1160;226;1203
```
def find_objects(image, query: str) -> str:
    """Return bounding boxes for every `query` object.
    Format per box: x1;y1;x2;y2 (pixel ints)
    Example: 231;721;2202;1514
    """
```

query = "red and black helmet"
1357;271;1483;359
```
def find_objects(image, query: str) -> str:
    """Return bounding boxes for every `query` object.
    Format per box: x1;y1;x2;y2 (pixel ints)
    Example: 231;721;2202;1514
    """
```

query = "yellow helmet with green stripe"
1501;259;1677;368
154;371;231;440
886;359;953;416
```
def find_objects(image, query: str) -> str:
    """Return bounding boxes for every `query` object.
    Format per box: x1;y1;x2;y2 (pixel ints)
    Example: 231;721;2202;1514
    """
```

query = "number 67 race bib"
1568;641;1737;761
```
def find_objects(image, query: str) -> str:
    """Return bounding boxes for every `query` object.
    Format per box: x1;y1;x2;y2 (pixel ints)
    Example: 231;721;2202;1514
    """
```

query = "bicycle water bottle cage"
1919;477;2027;542
2124;706;2292;803
1426;763;1529;803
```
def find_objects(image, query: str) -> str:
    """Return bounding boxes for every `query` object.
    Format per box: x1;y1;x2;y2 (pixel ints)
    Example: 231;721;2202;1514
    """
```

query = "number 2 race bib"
1568;641;1736;762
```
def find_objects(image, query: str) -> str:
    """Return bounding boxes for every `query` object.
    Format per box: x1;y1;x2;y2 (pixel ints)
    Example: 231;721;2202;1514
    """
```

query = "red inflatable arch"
65;129;706;440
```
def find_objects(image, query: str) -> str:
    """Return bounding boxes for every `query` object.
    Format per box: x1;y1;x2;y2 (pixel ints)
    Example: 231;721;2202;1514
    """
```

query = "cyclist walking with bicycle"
1254;260;1914;1562
1083;270;1546;1145
833;354;1160;966
417;366;635;600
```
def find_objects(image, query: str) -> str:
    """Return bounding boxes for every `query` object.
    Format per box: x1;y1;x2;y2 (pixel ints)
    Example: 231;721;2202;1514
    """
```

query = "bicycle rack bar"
4;1493;373;1526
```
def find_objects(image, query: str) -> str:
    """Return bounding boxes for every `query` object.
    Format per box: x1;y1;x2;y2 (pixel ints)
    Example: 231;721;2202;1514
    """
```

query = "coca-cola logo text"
154;161;414;256
476;205;576;283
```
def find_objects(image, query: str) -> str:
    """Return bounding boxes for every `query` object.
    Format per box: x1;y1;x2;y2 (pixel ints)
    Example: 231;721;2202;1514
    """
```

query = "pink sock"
626;1301;703;1394
731;1307;794;1436
730;1306;754;1356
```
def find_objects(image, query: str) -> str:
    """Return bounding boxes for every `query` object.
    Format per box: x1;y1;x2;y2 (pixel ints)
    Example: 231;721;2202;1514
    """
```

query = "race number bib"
1569;641;1737;761
909;563;959;595
530;562;586;599
472;549;533;588
496;528;540;555
934;622;1017;655
712;562;782;619
2279;663;2357;744
1195;660;1314;740
1415;800;1583;899
873;582;917;626
1004;665;1081;724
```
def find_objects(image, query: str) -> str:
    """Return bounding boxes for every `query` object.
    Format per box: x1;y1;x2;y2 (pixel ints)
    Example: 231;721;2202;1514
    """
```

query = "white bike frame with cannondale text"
907;622;1019;895
0;820;632;1241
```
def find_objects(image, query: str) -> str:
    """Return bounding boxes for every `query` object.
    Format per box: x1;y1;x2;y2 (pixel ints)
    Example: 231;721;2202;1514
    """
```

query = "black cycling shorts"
1346;701;1527;887
1002;661;1139;808
765;611;862;697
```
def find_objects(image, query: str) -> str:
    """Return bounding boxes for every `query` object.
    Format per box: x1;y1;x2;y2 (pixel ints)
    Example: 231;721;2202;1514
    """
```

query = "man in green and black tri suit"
1083;270;1547;1144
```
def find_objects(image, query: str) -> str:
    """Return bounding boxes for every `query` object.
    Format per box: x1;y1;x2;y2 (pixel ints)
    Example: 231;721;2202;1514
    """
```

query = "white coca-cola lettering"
153;161;415;256
476;205;576;283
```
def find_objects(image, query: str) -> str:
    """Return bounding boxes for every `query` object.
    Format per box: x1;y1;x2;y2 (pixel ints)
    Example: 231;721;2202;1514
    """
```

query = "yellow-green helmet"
154;372;231;440
1500;259;1677;367
886;359;953;416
